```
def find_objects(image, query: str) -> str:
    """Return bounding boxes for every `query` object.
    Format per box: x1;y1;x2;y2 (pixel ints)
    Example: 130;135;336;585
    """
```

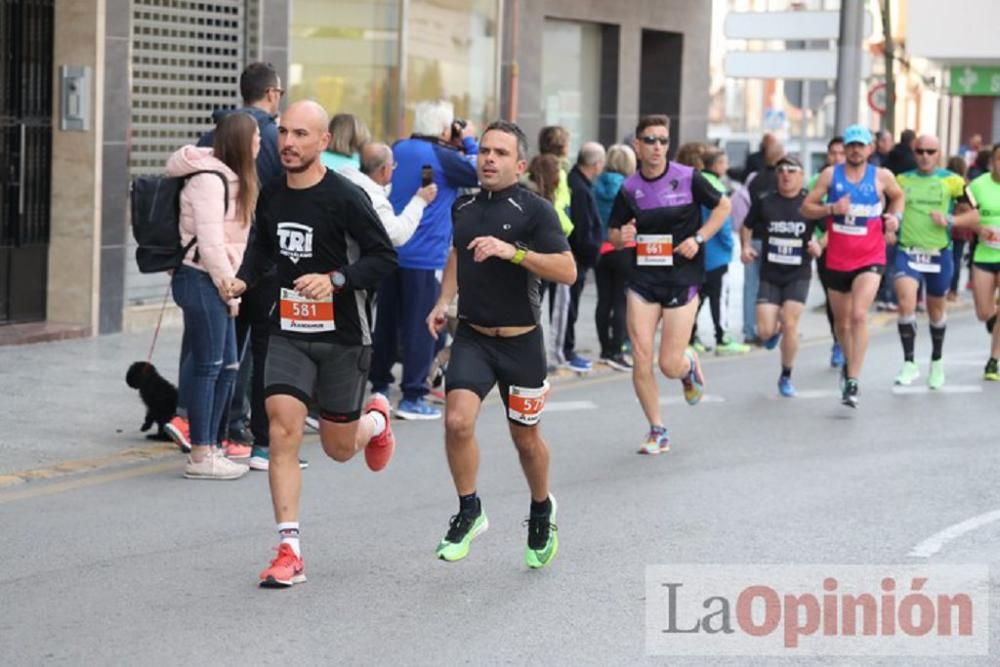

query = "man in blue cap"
801;124;905;407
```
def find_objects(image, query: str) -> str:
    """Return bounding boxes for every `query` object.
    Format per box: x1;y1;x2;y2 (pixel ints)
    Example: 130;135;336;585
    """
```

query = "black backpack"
130;170;229;273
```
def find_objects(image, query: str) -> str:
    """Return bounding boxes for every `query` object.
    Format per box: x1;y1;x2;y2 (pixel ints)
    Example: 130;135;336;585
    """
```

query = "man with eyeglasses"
609;115;732;454
891;135;976;389
802;125;905;407
741;155;823;397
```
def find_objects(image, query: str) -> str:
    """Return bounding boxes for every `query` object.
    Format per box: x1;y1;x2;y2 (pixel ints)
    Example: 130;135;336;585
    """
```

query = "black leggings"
594;250;629;358
692;265;727;345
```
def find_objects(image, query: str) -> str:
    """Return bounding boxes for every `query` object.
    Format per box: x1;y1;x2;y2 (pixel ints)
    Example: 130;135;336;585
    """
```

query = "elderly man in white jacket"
338;142;437;247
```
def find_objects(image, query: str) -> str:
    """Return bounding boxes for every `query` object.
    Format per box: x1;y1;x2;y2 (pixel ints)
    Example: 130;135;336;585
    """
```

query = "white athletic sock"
277;521;301;557
367;410;387;438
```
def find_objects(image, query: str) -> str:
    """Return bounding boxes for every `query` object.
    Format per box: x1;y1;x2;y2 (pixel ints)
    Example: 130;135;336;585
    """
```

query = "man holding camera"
369;100;480;420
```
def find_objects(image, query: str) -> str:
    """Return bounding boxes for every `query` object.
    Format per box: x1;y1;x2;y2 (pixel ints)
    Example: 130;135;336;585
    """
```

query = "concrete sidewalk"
0;270;966;481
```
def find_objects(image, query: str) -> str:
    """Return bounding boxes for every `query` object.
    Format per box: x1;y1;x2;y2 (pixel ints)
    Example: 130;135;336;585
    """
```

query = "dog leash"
146;283;172;363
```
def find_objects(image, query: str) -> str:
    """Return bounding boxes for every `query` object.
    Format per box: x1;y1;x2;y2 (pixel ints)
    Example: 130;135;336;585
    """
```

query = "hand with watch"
291;271;343;300
675;232;705;260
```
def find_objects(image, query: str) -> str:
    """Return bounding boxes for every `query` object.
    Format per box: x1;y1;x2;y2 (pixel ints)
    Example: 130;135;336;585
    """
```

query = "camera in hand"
421;165;434;187
450;118;467;143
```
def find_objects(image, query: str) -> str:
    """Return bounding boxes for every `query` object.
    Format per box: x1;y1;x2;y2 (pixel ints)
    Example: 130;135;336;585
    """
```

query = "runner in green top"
965;142;1000;380
891;134;978;389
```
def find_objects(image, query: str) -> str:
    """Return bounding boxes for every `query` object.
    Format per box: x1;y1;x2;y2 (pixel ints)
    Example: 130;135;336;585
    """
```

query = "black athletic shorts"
824;264;885;293
627;281;700;309
974;261;1000;274
757;277;811;306
264;335;371;422
445;322;547;425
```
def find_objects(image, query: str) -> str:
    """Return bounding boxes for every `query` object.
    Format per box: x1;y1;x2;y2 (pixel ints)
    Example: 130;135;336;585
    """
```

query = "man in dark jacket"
564;142;605;367
741;133;776;183
886;129;917;175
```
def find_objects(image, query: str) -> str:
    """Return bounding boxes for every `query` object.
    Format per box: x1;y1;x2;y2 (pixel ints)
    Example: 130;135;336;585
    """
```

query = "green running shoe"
436;510;489;562
894;361;920;386
927;359;945;390
715;337;751;356
524;495;559;569
984;358;999;382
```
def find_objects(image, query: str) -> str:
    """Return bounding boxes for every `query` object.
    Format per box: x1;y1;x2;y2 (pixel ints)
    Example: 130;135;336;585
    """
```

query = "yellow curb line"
0;443;177;489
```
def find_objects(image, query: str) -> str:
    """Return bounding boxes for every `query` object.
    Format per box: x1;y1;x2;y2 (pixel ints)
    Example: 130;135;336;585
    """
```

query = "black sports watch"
329;270;347;290
694;233;705;246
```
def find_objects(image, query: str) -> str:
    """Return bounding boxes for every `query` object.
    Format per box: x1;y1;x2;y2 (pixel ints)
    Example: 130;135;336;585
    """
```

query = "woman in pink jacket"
166;112;260;480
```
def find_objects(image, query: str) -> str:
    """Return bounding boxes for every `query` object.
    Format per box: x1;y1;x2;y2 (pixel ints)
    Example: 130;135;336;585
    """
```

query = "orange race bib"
507;381;550;426
636;234;673;266
279;288;335;333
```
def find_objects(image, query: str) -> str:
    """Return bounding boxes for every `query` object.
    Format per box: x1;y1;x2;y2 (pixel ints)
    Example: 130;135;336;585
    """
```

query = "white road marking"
544;400;598;413
891;385;982;395
909;509;1000;558
768;389;841;400
659;394;726;406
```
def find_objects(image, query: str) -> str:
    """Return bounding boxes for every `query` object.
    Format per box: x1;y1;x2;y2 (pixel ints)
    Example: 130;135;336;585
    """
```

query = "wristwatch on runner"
694;233;705;246
329;270;347;291
510;242;529;265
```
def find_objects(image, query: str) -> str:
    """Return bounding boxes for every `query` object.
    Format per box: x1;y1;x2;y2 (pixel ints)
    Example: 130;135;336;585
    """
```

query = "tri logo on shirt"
277;222;314;263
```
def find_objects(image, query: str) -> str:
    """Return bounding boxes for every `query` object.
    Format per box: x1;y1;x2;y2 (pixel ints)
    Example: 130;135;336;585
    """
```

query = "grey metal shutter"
125;0;258;306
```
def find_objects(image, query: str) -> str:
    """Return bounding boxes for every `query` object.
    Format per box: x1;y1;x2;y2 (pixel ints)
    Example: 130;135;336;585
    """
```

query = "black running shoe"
841;379;859;408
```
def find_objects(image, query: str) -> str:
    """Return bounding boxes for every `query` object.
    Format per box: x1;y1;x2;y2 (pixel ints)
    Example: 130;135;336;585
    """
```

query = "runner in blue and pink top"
607;114;731;455
802;124;905;408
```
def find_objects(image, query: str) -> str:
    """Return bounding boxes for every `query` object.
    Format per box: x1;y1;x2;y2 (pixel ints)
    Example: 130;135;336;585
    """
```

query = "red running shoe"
164;416;191;453
363;393;395;472
259;544;306;588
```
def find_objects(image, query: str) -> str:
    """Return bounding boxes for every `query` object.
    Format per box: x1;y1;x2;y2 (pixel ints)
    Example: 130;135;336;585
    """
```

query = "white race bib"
767;237;804;266
279;288;335;333
507;382;549;426
905;248;942;274
636;234;673;266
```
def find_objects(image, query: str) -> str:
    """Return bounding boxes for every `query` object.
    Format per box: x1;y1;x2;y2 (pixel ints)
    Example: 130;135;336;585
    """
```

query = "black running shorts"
824;264;885;293
264;334;370;422
445;323;547;424
757;277;811;305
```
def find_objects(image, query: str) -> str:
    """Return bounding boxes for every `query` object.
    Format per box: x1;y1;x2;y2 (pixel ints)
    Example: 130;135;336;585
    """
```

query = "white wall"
907;0;1000;62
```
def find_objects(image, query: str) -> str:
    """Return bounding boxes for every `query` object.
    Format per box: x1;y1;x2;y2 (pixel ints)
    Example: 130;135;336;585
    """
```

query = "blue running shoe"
777;376;796;397
567;355;592;373
248;446;308;471
396;398;442;420
830;342;844;368
763;332;782;350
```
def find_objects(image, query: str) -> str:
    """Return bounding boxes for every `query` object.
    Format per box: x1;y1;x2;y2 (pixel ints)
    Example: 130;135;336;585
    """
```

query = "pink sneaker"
223;440;252;459
363;393;395;472
164;416;191;453
259;543;306;588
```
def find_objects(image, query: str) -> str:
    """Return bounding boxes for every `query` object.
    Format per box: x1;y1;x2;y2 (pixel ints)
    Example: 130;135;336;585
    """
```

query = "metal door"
0;0;53;324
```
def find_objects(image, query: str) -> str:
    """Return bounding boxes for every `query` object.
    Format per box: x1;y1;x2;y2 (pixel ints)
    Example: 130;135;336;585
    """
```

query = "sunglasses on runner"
915;148;938;156
639;136;670;146
776;165;802;174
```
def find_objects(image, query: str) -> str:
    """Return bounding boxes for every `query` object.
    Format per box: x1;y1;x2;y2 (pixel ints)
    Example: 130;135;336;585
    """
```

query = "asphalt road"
2;310;999;665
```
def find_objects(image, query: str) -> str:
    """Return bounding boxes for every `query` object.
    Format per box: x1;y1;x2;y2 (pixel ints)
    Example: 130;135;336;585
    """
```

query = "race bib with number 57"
507;381;550;426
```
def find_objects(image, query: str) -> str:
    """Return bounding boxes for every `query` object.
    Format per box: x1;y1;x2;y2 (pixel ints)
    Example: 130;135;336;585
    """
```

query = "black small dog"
126;361;178;441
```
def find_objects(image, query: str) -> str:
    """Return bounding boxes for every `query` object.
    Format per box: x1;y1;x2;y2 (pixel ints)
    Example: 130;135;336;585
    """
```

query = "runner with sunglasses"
608;115;731;453
892;135;977;389
801;125;905;407
741;156;823;397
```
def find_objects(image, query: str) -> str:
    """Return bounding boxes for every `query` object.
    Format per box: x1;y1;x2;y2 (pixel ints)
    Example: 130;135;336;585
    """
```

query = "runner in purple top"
608;115;731;455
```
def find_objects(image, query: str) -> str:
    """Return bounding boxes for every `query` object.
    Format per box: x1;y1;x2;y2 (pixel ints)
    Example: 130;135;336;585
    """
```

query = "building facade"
0;0;711;341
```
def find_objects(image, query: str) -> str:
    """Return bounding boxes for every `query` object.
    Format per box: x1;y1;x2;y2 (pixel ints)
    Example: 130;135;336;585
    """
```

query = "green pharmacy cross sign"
950;66;1000;96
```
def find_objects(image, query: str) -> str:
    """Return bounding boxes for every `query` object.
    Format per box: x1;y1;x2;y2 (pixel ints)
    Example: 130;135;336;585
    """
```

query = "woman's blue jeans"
171;265;238;446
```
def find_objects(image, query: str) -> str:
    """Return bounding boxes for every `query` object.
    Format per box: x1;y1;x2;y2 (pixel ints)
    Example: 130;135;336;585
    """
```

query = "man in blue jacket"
370;100;479;419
